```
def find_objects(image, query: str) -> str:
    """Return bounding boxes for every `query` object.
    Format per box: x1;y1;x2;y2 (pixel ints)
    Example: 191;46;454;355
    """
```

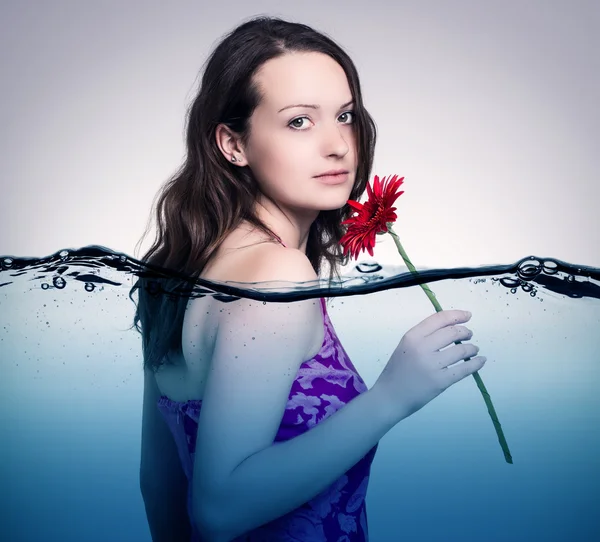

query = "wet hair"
129;15;377;372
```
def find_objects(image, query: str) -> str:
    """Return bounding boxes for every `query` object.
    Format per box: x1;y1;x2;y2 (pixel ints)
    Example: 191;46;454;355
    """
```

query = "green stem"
386;223;513;464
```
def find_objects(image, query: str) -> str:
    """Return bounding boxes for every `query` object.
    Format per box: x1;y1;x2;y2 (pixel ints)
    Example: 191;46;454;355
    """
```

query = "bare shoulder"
244;242;318;284
213;242;321;336
183;236;320;370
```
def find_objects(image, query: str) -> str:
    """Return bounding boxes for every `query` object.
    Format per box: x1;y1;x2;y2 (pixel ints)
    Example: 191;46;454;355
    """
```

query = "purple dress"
157;262;378;541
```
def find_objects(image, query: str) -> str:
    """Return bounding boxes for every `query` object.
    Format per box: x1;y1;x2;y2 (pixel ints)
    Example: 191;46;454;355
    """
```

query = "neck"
252;198;319;253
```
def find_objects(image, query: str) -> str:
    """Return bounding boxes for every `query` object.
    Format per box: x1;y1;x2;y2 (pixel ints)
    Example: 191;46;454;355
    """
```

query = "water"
1;246;599;541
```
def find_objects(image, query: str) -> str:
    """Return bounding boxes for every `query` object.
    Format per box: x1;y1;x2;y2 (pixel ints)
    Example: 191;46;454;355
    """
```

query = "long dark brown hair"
129;15;377;373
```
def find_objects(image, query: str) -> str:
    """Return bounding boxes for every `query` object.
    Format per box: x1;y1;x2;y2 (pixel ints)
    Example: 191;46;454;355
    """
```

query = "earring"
231;155;237;162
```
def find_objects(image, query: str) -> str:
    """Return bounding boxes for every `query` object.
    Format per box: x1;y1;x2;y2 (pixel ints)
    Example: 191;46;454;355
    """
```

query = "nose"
321;122;350;158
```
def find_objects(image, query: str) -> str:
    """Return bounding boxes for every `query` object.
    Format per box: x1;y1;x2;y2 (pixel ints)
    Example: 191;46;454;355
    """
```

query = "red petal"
340;173;406;259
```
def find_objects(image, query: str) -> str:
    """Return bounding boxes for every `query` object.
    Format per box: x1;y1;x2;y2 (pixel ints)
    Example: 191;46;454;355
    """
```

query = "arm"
191;246;400;541
140;366;192;541
205;386;394;541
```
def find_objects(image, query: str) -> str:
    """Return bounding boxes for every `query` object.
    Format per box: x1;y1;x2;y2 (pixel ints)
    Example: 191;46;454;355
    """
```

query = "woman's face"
241;52;358;217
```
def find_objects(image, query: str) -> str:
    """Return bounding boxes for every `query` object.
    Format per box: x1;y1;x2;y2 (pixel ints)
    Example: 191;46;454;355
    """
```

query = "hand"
373;310;486;422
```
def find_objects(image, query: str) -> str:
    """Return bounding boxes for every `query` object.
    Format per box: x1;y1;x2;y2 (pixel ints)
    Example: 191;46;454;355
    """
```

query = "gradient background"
1;1;599;541
1;0;598;267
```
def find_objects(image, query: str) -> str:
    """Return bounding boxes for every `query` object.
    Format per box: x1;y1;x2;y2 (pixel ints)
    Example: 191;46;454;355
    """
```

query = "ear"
215;124;246;166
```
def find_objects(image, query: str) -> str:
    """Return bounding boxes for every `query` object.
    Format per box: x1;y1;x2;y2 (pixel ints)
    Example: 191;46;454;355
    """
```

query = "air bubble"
542;259;559;275
356;262;383;274
53;277;67;289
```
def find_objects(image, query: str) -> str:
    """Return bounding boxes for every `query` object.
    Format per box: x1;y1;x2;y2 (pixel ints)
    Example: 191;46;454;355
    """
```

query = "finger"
419;310;471;338
440;356;487;384
429;325;472;351
436;342;480;369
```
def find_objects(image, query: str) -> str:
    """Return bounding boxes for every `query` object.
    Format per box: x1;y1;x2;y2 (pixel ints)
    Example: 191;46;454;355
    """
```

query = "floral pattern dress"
157;295;379;541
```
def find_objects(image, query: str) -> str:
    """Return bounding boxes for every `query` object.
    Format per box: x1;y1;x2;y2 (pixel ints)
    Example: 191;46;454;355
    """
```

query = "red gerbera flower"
340;174;405;259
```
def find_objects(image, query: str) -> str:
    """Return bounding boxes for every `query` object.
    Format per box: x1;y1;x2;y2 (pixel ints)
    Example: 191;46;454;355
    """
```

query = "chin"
317;197;351;212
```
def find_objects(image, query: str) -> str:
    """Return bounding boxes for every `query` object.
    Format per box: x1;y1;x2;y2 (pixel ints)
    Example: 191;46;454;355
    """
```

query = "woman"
132;16;484;542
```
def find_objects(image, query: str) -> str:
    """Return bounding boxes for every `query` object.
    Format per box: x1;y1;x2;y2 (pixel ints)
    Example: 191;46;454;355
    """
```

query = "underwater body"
1;246;599;541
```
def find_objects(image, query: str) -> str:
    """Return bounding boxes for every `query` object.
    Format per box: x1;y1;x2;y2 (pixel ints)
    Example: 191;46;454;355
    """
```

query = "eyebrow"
277;99;354;113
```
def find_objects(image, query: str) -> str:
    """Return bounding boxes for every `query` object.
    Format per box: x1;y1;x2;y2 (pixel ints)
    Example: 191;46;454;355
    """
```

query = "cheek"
254;145;287;182
255;132;310;174
246;135;297;193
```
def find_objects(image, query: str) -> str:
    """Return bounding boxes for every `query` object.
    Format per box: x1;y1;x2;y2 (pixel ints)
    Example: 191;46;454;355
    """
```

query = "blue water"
1;247;599;541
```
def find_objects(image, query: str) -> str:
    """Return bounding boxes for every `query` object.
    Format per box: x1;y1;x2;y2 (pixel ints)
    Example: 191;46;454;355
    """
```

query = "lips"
315;172;349;184
315;169;349;177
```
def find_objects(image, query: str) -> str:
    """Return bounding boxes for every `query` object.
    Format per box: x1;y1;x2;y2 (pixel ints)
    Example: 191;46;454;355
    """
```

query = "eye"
287;111;355;131
339;111;355;124
288;116;310;130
